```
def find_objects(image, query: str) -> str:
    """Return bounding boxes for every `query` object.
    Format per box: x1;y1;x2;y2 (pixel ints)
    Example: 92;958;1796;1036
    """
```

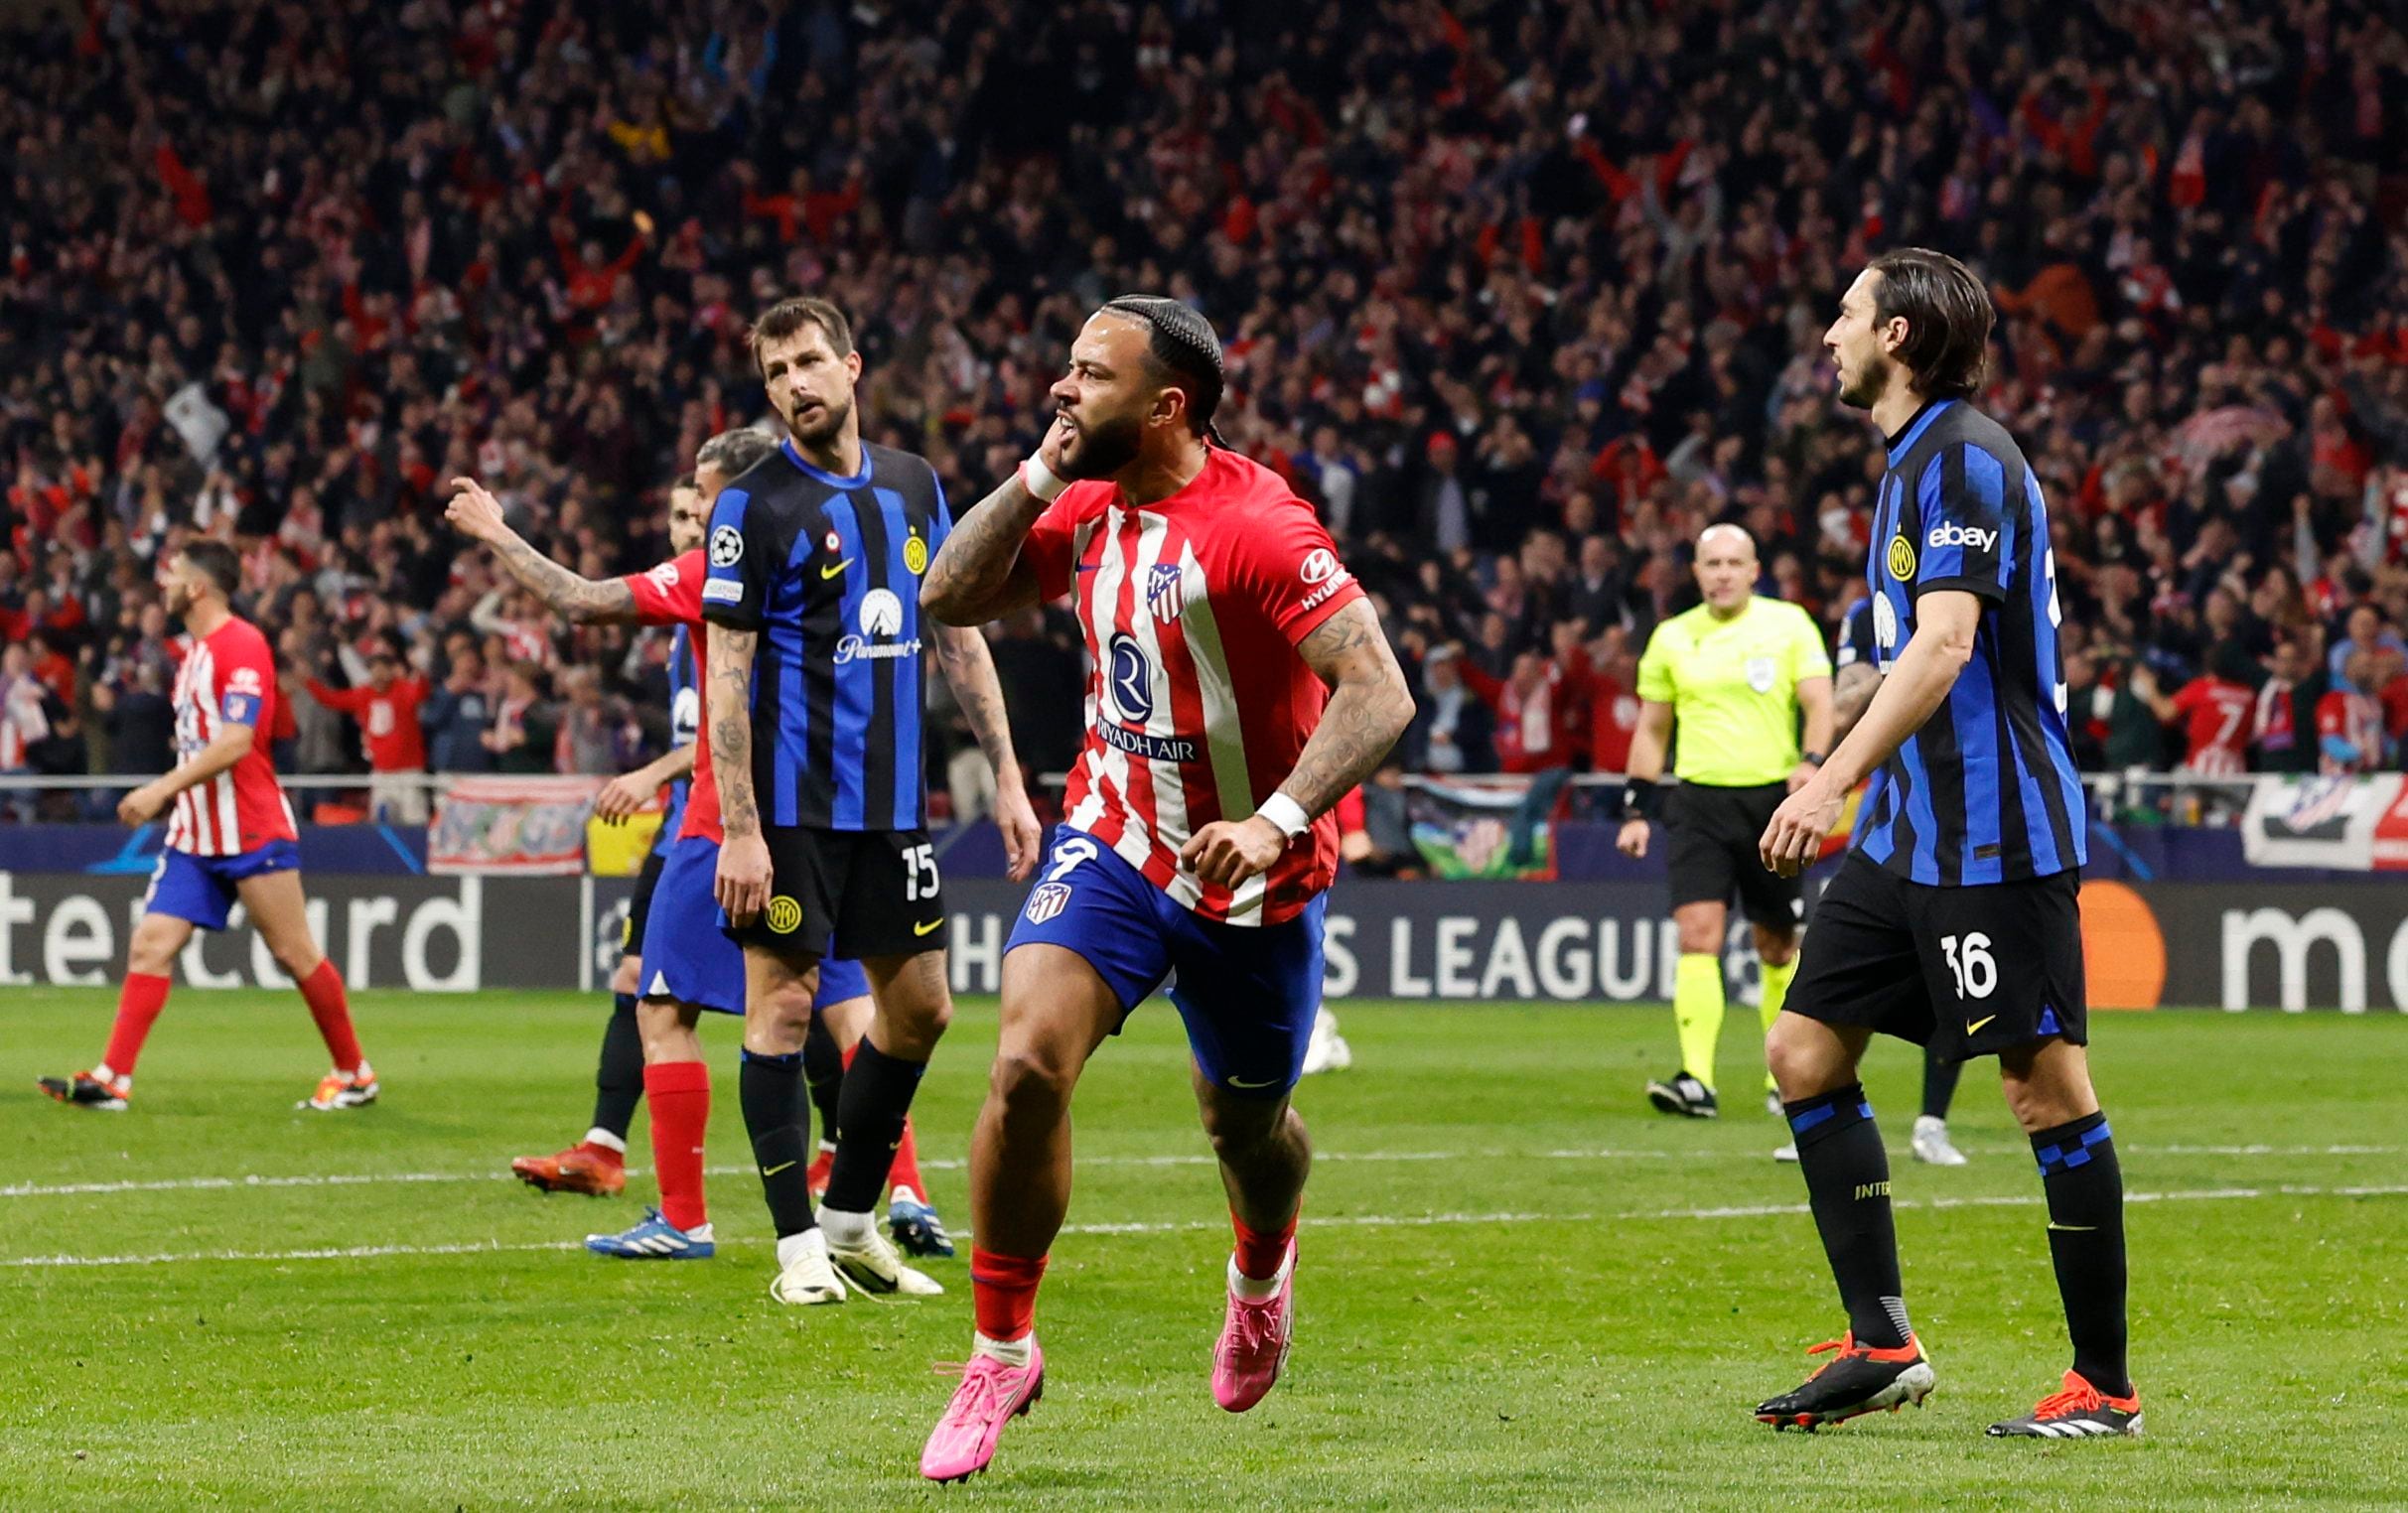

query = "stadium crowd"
5;0;2408;820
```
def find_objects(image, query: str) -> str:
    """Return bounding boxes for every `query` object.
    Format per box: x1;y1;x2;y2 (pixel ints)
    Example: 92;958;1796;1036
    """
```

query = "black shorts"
1664;782;1805;930
731;825;945;962
1786;854;2088;1064
621;844;669;961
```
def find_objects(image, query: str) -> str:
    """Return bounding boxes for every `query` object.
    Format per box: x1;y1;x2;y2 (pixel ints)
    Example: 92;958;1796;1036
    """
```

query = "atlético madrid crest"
1146;563;1185;623
1024;882;1071;924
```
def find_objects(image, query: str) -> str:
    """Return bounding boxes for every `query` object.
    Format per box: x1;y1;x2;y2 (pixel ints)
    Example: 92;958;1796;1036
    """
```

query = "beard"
1836;348;1893;411
783;389;852;450
1056;407;1143;481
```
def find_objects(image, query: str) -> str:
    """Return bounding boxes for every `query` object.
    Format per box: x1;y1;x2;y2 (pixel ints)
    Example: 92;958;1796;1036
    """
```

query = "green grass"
4;991;2405;1511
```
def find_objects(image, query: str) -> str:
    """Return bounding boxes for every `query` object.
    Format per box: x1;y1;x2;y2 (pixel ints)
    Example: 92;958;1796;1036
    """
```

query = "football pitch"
6;990;2404;1511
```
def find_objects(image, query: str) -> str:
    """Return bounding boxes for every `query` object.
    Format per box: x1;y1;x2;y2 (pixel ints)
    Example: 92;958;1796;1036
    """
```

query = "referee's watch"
1799;751;1827;767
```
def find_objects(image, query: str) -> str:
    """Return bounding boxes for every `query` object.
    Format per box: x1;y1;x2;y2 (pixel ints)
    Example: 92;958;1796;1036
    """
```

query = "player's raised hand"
444;477;511;544
716;831;773;925
1180;816;1286;891
995;777;1044;883
1760;781;1842;879
593;771;653;824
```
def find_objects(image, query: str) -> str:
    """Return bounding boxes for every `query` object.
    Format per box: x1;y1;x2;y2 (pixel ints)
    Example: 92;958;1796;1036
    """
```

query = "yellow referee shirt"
1635;596;1832;787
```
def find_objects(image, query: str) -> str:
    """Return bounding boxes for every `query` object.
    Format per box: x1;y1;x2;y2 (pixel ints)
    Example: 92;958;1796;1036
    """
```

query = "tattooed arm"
446;476;637;623
706;622;772;921
930;621;1044;880
921;419;1072;624
1179;598;1417;890
1831;661;1881;742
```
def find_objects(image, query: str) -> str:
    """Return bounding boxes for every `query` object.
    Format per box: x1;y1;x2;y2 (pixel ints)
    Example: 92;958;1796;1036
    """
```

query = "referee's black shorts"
620;843;670;961
1663;781;1804;930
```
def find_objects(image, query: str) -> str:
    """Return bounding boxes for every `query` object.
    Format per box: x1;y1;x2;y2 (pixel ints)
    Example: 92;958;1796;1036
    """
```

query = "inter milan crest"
905;530;929;576
1145;562;1185;623
1887;535;1916;581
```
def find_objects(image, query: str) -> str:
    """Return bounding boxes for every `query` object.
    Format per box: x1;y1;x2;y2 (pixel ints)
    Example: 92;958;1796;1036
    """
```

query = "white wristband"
1255;792;1312;841
1019;454;1068;502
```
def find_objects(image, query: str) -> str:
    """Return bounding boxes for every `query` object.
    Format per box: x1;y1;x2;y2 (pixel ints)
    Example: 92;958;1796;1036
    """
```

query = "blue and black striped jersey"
1836;597;1876;672
700;439;951;833
1853;399;2086;887
651;624;697;856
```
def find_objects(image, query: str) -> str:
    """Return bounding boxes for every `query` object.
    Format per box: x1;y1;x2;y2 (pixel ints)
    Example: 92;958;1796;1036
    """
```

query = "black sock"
1919;1047;1963;1122
823;1040;928;1213
802;1015;845;1150
739;1050;816;1238
2032;1111;2130;1397
1784;1083;1911;1350
591;993;643;1142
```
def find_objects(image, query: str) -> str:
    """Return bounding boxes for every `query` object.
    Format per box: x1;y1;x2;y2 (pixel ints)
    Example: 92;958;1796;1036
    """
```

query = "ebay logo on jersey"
1926;523;1997;552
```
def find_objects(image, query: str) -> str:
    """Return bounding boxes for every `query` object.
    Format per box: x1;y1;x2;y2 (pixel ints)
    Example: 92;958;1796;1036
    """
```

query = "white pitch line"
5;1141;2398;1200
5;1184;2402;1270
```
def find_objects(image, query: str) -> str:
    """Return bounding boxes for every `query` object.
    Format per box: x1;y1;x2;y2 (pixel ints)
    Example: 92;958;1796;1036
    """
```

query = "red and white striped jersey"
621;547;726;843
1026;448;1366;925
165;617;298;857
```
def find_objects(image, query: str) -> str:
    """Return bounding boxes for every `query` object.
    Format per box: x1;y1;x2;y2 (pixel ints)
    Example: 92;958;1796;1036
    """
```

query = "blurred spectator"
1408;645;1495;775
1336;766;1419;880
2318;652;2388;773
485;662;558;776
2251;637;2329;774
423;647;496;775
307;647;431;822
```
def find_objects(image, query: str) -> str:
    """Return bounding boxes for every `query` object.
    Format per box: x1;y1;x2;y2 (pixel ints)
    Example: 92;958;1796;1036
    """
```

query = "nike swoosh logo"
820;558;853;580
914;918;943;936
1227;1075;1283;1089
1965;1015;1997;1034
761;1161;796;1177
2046;1222;2098;1232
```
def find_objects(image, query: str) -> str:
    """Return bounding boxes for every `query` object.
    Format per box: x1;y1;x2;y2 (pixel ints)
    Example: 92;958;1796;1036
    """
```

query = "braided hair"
1101;294;1225;445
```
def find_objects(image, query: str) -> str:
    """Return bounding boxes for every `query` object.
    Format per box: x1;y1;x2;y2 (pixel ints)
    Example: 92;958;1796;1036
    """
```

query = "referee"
1618;524;1832;1119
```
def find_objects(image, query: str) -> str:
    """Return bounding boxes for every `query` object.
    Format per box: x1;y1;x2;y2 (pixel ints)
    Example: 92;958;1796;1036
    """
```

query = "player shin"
919;299;1412;1481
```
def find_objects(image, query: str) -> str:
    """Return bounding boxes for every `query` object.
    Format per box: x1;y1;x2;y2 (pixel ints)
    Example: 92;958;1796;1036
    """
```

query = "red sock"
102;972;172;1077
890;1117;924;1197
644;1060;711;1232
970;1248;1048;1342
1231;1208;1298;1282
297;960;363;1071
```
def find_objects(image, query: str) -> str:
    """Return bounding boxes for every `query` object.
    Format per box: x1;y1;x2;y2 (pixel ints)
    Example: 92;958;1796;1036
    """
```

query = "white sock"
973;1330;1034;1368
92;1062;119;1085
816;1140;838;1155
582;1127;627;1155
891;1184;921;1208
1228;1249;1292;1302
818;1205;875;1247
775;1229;827;1271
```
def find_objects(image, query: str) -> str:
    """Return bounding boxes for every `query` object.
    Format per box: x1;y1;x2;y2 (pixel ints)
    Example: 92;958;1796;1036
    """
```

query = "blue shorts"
143;841;302;931
1005;829;1327;1097
638;836;868;1014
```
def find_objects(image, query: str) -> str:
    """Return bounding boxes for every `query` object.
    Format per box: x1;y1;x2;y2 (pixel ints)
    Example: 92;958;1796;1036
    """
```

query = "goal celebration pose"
916;296;1414;1482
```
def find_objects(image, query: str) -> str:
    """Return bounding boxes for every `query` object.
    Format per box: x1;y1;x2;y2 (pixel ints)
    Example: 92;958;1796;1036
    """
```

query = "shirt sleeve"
1230;498;1364;646
1790;606;1833;680
624;549;707;626
218;640;273;729
1634;626;1674;703
700;487;775;630
1912;442;2011;603
2173;680;2205;715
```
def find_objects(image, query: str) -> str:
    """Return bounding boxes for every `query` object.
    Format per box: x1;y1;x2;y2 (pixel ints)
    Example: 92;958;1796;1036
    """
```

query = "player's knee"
272;942;322;980
1764;1017;1843;1098
1676;921;1723;956
1756;929;1799;967
1197;1093;1287;1160
610;956;640;996
988;1042;1076;1119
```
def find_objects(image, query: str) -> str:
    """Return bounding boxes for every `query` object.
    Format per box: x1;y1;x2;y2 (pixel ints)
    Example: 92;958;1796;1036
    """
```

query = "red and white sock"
100;972;172;1081
578;1128;628;1166
1230;1208;1297;1299
888;1117;924;1204
644;1060;710;1232
970;1248;1047;1365
297;960;364;1073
